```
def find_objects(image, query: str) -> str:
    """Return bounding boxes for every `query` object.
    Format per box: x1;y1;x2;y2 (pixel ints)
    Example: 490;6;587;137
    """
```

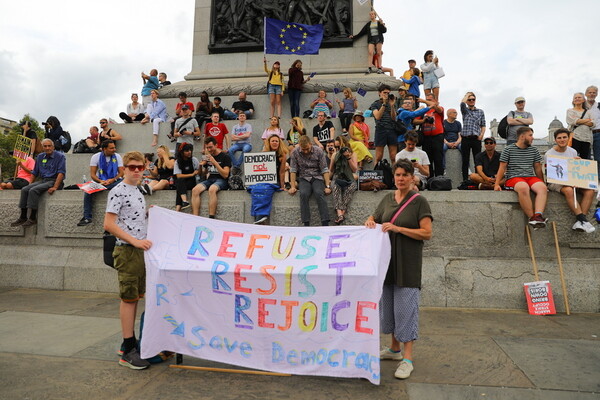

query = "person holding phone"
395;131;430;191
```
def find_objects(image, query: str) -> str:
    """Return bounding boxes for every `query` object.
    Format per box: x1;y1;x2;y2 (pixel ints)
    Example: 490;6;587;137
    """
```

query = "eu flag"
264;18;324;55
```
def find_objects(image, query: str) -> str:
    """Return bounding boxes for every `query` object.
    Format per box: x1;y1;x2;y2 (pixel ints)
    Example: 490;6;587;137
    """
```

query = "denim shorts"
268;84;283;95
199;177;228;191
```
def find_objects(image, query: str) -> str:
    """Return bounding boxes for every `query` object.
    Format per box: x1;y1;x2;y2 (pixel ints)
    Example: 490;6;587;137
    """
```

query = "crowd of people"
3;28;600;380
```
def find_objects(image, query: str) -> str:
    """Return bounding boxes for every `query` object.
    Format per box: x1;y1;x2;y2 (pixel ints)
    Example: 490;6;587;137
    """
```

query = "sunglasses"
100;121;107;124
516;101;525;104
484;141;494;144
124;164;145;171
467;98;476;101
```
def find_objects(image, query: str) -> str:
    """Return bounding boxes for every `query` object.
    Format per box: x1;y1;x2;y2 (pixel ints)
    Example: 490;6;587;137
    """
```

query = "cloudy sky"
1;0;598;141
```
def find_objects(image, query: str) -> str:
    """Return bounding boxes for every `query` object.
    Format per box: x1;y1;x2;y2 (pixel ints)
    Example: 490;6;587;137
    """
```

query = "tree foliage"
0;114;44;180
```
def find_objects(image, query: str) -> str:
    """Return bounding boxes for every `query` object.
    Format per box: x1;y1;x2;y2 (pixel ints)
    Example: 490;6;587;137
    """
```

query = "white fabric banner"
141;207;391;384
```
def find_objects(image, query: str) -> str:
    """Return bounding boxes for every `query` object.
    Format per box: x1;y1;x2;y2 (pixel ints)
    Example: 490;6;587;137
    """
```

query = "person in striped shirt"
494;127;548;229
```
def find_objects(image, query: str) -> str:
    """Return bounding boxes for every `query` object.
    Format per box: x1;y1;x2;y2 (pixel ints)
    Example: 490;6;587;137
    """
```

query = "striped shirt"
499;144;542;179
460;102;486;137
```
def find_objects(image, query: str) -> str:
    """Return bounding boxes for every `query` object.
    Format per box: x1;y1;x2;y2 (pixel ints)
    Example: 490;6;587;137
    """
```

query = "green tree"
0;114;44;180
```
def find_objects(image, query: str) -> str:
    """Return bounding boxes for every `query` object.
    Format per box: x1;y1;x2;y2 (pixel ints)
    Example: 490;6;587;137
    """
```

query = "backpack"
228;167;245;190
497;112;513;139
55;131;72;152
374;159;394;190
427;176;452;191
73;139;97;154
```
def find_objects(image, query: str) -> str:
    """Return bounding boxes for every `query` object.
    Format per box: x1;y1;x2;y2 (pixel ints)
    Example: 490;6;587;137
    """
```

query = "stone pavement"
0;287;598;400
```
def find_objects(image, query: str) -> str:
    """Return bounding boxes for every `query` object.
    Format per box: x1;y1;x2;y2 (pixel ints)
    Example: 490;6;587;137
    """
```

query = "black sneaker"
77;217;92;226
180;201;190;210
254;216;268;224
119;348;150;370
143;184;153;196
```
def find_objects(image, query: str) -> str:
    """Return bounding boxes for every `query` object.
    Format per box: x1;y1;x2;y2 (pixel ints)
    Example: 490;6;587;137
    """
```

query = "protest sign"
358;170;385;191
523;281;556;315
77;181;107;194
13;135;32;161
141;207;391;384
546;155;598;190
244;152;278;186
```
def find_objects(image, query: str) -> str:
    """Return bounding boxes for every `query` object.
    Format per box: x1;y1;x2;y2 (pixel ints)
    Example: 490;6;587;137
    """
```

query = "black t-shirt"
231;100;254;112
313;121;334;145
206;151;232;180
23;130;37;140
474;151;500;177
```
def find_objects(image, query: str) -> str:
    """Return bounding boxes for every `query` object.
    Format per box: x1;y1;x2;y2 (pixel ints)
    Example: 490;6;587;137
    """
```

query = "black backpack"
374;159;394;190
228;167;245;190
427;176;452;191
497;112;513;139
53;131;72;152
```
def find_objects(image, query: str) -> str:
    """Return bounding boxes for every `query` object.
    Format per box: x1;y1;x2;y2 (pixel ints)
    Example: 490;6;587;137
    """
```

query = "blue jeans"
224;110;252;120
228;142;253;167
288;88;302;118
83;179;121;219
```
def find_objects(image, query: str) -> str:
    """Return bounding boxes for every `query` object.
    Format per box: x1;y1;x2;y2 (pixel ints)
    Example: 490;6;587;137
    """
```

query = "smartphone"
309;72;317;78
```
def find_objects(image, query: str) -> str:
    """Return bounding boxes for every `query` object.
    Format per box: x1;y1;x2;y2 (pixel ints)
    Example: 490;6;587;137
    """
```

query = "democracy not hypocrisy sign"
141;207;391;384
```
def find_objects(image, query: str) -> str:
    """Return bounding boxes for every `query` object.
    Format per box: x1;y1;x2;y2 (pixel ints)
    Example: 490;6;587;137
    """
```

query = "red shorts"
505;176;544;188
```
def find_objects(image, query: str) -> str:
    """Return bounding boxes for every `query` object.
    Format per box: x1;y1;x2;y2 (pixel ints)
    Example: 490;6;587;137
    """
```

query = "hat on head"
353;111;364;120
484;136;496;143
514;96;526;103
398;85;409;91
181;105;190;110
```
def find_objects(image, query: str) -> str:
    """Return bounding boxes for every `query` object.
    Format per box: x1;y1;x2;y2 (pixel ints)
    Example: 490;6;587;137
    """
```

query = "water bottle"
595;202;600;223
82;174;87;183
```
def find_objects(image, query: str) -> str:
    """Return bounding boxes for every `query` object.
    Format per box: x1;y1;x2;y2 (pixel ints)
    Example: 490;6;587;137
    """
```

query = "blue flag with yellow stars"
264;18;324;55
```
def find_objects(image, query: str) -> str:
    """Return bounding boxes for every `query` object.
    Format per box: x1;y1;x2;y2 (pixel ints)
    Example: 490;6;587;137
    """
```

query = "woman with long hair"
174;143;200;211
344;118;373;168
148;145;175;191
263;134;289;189
566;92;595;159
264;57;285;118
195;91;213;127
261;116;285;146
288;59;311;118
421;50;441;101
336;88;358;133
329;143;358;224
287;117;306;151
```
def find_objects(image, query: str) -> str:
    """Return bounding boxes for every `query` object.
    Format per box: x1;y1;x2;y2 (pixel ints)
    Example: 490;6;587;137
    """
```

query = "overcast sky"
1;0;598;141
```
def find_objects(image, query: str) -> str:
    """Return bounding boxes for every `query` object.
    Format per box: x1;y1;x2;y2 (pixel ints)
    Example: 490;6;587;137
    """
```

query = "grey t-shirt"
175;117;200;145
106;182;147;245
507;111;532;142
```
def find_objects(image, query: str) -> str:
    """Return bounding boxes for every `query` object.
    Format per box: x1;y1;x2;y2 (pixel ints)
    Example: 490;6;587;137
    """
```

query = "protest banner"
13;135;32;161
77;181;107;194
141;207;391;384
244;152;278;186
523;281;556;315
546;155;598;190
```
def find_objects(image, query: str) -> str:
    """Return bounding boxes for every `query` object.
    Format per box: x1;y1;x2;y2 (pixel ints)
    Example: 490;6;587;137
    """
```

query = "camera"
424;116;435;124
389;94;395;101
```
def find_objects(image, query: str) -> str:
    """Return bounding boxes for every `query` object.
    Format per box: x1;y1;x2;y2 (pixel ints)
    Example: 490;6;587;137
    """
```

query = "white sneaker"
581;221;596;233
380;348;403;360
572;221;584;232
394;360;414;379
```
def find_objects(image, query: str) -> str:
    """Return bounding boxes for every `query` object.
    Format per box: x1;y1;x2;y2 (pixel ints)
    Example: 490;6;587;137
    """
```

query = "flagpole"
263;17;267;55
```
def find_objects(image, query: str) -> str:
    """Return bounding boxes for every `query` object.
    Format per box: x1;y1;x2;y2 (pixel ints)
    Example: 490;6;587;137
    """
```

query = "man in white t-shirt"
544;128;596;233
228;112;253;169
395;131;430;190
77;140;124;226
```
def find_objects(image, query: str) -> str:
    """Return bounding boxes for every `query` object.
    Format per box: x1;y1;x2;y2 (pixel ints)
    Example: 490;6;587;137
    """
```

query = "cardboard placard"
523;281;556;315
546;155;598;190
13;135;32;161
243;152;278;186
358;170;384;191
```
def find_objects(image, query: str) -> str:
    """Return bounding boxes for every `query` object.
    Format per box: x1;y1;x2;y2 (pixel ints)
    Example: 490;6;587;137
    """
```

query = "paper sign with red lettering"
141;206;391;384
523;281;556;315
77;181;107;194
